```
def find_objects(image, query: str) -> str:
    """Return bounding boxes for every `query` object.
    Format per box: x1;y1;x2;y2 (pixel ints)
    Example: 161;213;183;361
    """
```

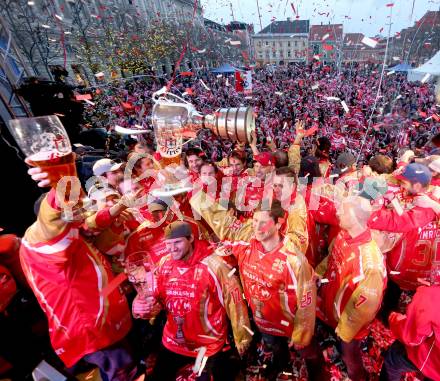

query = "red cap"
253;152;274;167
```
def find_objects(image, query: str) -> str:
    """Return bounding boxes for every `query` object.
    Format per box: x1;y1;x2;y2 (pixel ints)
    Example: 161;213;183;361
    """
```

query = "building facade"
342;33;382;63
0;0;206;84
252;19;309;65
309;24;343;63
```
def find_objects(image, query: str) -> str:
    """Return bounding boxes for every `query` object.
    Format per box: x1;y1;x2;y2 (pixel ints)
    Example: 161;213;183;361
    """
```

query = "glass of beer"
7;115;77;188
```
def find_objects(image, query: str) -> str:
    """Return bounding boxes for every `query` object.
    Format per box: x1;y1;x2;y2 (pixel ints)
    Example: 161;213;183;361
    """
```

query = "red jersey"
389;285;440;381
230;239;316;345
368;195;439;290
318;230;386;342
190;191;314;346
20;190;131;367
125;214;208;266
148;242;251;357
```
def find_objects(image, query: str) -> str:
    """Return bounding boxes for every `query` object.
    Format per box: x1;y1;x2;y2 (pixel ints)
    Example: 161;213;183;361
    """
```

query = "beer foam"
28;150;71;161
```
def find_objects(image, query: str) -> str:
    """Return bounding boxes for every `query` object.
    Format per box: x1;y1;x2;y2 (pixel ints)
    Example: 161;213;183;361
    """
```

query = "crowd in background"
1;62;440;381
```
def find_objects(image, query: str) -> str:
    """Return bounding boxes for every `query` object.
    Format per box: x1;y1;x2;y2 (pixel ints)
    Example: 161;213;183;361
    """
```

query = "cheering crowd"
2;62;440;381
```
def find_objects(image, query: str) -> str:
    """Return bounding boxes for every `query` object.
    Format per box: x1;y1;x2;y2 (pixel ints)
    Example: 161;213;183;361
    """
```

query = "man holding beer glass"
8;116;140;380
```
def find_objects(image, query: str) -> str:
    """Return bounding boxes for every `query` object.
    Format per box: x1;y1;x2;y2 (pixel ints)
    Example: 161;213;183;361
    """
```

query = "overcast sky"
201;0;440;37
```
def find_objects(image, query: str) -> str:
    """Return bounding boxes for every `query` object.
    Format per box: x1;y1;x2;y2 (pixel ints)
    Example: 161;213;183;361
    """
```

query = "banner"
235;71;244;92
244;70;252;94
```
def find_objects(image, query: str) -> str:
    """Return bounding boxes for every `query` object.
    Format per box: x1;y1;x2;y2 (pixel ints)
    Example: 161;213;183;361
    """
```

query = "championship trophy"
151;87;256;166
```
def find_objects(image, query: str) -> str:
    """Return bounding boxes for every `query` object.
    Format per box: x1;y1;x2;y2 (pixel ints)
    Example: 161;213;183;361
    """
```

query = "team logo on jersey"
177;267;189;275
272;258;285;274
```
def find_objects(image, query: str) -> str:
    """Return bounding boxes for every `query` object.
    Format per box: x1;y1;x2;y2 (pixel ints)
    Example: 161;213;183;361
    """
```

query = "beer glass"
7;115;76;188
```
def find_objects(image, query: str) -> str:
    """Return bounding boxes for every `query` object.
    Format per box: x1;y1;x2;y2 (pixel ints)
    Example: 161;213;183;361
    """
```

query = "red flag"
75;94;92;101
386;3;394;7
323;44;334;51
180;71;193;77
121;102;134;111
235;71;244;92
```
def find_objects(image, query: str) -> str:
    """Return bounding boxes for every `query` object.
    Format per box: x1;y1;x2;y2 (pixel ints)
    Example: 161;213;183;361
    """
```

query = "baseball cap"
253;152;274;167
164;221;192;240
92;158;123;176
395;163;432;187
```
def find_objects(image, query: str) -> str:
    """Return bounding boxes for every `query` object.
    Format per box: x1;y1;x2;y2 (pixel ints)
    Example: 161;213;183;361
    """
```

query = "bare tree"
0;0;63;78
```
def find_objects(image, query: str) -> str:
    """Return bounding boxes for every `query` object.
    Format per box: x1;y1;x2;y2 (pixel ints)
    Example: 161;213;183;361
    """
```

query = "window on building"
279;41;282;47
287;51;291;57
266;41;269;46
294;41;298;47
280;50;283;57
272;41;275;47
287;41;291;47
303;41;306;47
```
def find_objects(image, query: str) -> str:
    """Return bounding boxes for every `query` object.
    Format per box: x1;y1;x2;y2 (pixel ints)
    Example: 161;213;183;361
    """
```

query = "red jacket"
368;195;439;290
306;186;339;267
20;190;132;367
148;242;251;357
125;214;208;266
389;285;440;381
230;239;316;345
318;230;387;342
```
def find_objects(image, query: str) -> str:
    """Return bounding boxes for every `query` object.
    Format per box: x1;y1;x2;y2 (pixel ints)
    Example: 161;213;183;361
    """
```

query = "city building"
309;23;343;63
251;19;310;65
0;0;206;84
342;33;382;63
386;10;440;66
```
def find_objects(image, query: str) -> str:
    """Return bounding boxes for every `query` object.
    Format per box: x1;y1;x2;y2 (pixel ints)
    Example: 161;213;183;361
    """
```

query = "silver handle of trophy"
203;106;255;144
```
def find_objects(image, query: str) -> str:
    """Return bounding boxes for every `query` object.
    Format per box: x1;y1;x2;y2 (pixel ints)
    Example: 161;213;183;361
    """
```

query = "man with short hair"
22;167;137;381
368;154;394;175
318;196;387;381
334;151;358;190
92;158;124;191
132;221;252;381
240;152;276;219
191;195;315;380
368;163;440;291
125;199;208;266
184;148;205;183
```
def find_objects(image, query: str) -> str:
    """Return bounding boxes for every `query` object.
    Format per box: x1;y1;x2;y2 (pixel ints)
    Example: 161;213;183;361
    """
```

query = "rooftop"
259;19;310;34
309;24;343;41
